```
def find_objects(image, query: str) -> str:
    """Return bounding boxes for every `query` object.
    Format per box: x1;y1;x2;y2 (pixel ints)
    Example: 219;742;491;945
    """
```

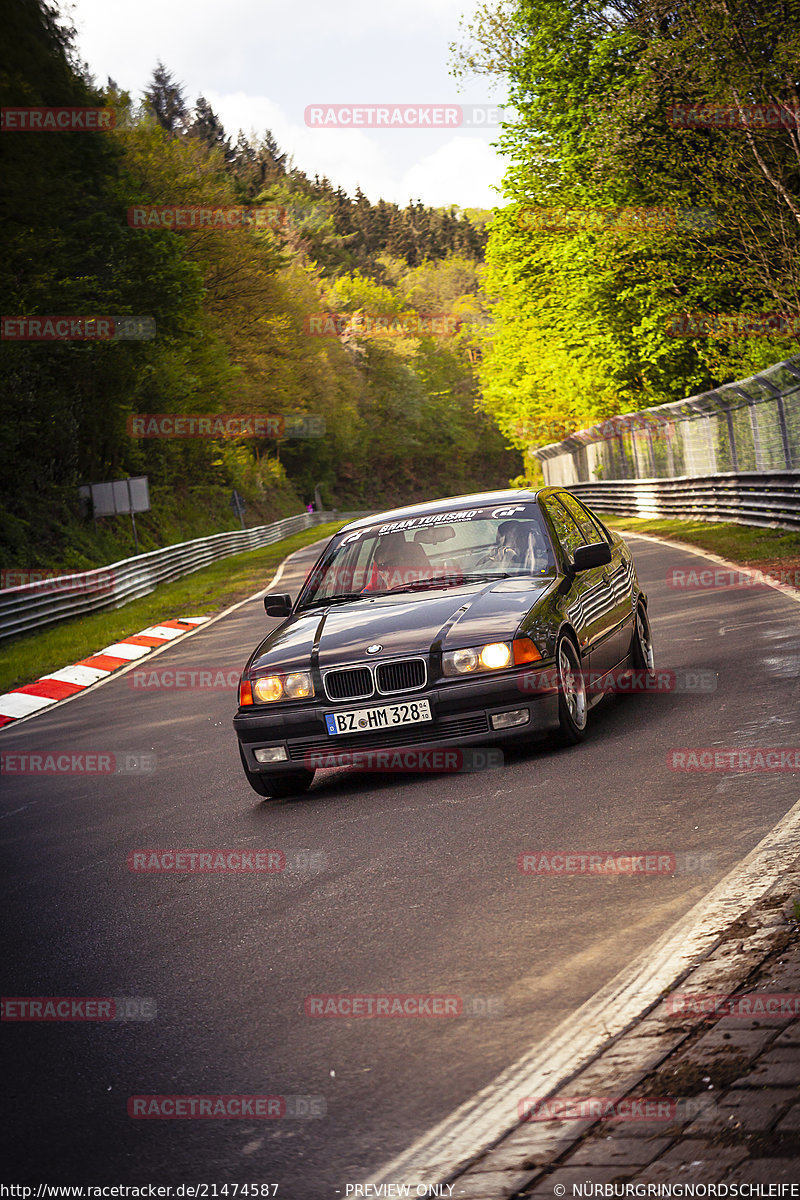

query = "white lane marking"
99;642;152;660
365;794;800;1186
135;625;185;640
265;559;287;594
0;692;57;718
39;665;110;685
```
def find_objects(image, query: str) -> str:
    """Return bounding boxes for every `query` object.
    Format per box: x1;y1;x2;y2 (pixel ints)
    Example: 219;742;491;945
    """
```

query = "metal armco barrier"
0;510;369;643
566;472;800;530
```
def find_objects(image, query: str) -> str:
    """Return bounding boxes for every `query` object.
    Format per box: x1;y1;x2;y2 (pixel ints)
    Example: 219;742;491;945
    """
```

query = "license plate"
325;699;432;736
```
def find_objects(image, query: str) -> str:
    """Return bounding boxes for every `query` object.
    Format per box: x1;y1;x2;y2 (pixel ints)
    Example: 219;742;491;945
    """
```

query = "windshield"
297;503;556;608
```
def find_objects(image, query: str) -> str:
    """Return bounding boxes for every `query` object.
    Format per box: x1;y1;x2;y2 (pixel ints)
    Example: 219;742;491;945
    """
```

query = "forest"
4;0;800;568
0;0;514;567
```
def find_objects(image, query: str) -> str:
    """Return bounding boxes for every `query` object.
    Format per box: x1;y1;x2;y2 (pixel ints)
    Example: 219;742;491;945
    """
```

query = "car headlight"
443;641;511;676
442;638;541;677
252;670;315;702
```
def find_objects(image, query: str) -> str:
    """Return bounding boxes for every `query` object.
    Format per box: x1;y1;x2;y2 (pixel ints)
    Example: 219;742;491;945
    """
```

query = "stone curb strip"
0;617;208;727
446;860;800;1197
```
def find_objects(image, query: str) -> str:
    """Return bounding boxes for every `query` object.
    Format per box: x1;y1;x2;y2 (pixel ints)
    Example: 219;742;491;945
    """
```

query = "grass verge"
598;513;800;577
0;522;345;696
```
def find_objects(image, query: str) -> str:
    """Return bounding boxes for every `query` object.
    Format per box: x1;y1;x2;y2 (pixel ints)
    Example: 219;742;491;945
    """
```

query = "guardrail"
566;471;800;530
0;510;369;643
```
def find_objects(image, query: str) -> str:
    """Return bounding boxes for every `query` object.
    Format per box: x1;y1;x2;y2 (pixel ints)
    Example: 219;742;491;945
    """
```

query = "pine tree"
189;96;231;161
144;61;187;133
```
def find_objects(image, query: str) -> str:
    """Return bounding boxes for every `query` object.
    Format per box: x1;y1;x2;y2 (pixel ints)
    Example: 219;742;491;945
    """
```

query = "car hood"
249;578;555;672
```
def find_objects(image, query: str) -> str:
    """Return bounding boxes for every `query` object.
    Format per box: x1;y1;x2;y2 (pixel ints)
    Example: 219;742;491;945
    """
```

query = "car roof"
339;488;562;533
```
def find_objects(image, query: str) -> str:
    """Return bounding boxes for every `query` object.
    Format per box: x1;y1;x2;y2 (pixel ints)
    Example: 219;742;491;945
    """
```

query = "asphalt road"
2;534;799;1196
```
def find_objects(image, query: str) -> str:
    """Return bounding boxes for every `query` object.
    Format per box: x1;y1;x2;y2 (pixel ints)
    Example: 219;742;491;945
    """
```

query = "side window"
579;501;613;544
559;494;609;544
542;496;584;560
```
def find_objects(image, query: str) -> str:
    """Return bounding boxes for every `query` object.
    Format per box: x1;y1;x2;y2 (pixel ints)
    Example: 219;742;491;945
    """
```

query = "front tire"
239;747;314;799
631;601;655;672
554;635;588;745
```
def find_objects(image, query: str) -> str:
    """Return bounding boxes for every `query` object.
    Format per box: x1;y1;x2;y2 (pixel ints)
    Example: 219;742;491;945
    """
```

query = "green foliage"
456;0;800;451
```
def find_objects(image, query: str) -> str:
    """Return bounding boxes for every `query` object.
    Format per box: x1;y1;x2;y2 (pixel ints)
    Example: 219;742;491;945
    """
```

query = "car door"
541;495;618;674
560;494;634;666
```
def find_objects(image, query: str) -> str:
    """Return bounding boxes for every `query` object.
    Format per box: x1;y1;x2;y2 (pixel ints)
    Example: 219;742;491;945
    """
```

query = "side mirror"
264;592;292;617
571;541;612;572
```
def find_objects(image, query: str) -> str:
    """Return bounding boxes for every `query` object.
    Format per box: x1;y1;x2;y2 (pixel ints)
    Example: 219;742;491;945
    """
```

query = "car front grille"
376;658;426;694
287;712;489;761
322;657;427;701
324;667;373;701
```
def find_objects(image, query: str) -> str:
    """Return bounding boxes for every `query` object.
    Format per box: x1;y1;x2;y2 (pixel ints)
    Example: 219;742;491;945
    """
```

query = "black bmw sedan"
233;488;654;798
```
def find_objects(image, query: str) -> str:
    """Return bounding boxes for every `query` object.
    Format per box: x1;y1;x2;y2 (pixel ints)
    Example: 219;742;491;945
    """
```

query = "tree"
453;0;800;454
144;61;187;133
189;96;232;161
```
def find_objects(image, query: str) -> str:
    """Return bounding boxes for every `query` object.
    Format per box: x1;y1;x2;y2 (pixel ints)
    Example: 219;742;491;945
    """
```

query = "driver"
492;520;551;572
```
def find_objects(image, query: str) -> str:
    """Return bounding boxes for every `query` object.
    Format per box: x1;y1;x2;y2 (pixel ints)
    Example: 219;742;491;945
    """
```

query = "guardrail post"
748;401;765;470
776;396;793;468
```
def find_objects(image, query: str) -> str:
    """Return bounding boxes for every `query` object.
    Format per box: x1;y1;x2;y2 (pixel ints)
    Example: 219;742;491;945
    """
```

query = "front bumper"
233;669;560;774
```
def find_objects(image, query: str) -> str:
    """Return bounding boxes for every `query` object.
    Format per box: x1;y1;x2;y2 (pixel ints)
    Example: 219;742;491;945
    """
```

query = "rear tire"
239;746;314;799
553;635;588;745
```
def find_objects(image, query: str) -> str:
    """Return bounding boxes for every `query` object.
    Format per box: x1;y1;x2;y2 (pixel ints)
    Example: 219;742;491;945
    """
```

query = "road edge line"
618;529;800;604
365;793;800;1186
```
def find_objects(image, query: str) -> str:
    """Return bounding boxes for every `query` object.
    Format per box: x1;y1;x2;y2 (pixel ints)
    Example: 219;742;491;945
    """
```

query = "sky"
63;0;512;210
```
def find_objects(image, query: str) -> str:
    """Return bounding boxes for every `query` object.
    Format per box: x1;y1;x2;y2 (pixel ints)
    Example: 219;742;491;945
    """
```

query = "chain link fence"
535;355;800;487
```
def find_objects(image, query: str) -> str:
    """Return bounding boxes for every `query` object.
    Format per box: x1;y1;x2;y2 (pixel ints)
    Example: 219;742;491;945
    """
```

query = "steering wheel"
474;548;502;570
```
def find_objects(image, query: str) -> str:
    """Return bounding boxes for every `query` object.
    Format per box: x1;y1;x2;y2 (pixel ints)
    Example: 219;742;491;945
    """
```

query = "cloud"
206;91;506;208
400;137;505;209
68;0;509;206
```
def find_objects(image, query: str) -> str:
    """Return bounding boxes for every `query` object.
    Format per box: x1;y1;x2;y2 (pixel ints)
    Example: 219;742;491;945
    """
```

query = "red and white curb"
0;617;208;728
